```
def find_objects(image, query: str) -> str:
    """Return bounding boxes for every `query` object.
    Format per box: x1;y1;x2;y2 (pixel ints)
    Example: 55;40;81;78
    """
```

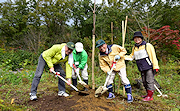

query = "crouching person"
72;42;89;91
96;39;133;103
29;42;75;100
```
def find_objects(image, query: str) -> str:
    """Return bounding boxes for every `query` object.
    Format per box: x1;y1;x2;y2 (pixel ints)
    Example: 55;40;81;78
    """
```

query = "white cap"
75;42;83;52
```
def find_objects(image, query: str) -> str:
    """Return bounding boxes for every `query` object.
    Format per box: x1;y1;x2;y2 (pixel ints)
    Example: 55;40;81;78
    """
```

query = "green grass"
0;59;179;110
0;66;57;110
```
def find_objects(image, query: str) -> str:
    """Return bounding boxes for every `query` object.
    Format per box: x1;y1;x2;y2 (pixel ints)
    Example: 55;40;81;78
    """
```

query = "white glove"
115;55;120;60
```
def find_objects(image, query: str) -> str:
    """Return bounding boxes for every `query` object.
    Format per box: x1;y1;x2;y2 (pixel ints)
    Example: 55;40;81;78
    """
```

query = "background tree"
144;25;180;58
0;0;29;48
39;0;72;46
0;0;179;59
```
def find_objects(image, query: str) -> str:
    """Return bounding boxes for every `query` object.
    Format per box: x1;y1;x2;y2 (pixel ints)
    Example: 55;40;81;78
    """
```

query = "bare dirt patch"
26;88;125;111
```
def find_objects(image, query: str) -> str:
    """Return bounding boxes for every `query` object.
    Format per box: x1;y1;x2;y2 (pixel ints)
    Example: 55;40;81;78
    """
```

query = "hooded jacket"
42;43;72;78
99;44;127;73
125;41;159;71
73;49;88;69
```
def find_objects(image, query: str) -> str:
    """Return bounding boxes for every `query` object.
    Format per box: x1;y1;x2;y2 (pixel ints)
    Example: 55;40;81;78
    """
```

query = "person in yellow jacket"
125;31;159;101
29;42;75;100
96;39;133;103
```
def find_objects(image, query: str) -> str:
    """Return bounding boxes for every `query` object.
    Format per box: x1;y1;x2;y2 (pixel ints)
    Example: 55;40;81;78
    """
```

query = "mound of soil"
27;87;126;111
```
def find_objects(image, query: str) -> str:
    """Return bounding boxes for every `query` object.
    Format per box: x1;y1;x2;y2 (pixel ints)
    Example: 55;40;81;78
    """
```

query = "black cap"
133;31;144;40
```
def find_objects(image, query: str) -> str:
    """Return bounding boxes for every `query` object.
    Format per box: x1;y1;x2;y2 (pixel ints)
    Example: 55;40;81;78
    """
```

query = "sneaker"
107;92;115;99
127;94;133;103
29;93;37;100
58;91;69;97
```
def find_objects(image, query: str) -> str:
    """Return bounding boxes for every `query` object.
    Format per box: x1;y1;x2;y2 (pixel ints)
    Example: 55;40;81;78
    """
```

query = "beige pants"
72;63;88;80
107;67;130;86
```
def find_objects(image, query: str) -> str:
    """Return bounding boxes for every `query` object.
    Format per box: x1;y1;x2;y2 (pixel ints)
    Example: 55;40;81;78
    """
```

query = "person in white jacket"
125;31;159;101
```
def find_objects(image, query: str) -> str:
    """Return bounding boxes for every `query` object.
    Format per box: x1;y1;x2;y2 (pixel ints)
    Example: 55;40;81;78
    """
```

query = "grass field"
0;59;179;110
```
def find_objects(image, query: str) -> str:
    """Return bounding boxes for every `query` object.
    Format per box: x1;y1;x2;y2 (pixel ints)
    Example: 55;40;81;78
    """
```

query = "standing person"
96;39;133;103
29;42;75;100
125;31;159;101
72;42;89;91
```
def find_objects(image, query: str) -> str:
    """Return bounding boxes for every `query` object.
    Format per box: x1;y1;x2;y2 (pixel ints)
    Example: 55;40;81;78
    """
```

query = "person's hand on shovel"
115;55;120;60
49;67;54;73
154;69;159;76
75;67;80;74
67;78;71;85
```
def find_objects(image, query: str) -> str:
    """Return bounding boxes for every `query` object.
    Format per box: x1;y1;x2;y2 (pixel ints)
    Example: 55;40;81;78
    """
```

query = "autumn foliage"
142;26;180;58
144;26;180;49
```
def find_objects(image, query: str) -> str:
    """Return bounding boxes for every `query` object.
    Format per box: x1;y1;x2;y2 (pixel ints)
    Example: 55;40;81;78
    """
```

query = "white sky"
0;0;105;3
0;0;5;2
92;0;105;4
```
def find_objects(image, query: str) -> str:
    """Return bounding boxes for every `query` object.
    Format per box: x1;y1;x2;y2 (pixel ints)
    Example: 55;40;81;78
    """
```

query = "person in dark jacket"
125;31;159;101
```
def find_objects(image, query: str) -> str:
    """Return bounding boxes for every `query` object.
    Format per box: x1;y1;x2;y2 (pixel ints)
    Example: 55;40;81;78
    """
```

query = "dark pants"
30;54;66;94
141;69;155;91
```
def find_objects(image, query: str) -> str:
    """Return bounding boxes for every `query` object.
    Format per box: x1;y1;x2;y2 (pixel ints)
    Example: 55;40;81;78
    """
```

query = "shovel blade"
101;87;108;95
78;81;89;89
78;91;89;96
95;86;103;97
95;86;108;97
157;94;168;98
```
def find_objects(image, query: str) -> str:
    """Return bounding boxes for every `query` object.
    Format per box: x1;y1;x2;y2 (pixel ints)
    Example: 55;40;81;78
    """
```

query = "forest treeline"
0;0;179;64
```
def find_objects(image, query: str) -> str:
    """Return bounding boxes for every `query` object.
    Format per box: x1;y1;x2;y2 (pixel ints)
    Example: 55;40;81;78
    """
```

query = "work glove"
67;78;71;85
115;55;120;60
154;69;159;76
155;69;159;72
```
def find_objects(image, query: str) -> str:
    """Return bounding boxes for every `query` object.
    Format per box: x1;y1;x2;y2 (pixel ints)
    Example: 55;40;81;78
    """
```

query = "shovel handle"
73;64;83;82
154;84;162;95
51;70;79;91
103;60;117;87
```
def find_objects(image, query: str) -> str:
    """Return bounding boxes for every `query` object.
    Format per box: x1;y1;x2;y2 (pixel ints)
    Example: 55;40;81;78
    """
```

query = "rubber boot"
107;84;113;92
71;78;77;91
124;84;133;103
83;79;88;91
142;90;154;101
106;84;114;99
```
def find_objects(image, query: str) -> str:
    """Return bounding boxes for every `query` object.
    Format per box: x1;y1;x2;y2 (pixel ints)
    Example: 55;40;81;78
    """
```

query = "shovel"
153;70;168;98
154;84;168;98
95;60;117;97
51;70;89;96
72;64;89;89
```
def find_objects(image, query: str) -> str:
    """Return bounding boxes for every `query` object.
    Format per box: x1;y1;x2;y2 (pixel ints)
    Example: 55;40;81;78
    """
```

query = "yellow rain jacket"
99;44;127;73
42;43;72;78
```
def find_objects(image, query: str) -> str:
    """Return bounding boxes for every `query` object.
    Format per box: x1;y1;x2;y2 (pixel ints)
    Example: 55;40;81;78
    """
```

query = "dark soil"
26;87;126;111
23;85;170;111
